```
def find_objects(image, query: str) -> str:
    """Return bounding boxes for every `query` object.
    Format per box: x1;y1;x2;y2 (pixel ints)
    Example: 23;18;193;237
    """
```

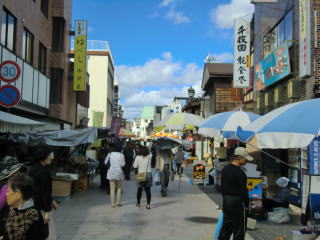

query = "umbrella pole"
245;142;294;167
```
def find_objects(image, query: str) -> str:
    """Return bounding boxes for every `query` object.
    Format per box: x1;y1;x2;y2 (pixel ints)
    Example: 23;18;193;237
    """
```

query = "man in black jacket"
219;147;253;240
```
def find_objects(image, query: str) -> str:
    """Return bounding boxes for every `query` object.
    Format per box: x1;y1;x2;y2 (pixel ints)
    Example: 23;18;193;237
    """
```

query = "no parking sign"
0;60;21;108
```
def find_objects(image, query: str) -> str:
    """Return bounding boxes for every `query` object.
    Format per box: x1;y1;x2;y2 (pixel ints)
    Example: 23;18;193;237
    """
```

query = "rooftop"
141;106;156;120
202;63;233;90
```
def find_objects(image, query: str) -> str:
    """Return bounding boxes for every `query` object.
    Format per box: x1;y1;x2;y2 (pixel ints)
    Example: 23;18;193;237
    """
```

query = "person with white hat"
218;147;253;240
262;176;290;212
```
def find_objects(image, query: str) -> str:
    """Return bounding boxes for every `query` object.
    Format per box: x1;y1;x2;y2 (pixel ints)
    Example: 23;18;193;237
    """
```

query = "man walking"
219;147;253;240
156;148;173;197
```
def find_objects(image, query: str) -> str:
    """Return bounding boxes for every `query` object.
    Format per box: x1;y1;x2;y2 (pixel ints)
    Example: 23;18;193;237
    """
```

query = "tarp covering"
1;127;108;147
0;111;45;134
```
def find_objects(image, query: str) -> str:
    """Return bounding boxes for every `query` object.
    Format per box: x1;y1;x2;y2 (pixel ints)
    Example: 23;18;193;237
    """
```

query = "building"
132;118;141;137
201;63;243;115
0;0;76;130
86;40;115;128
139;106;155;138
249;0;320;212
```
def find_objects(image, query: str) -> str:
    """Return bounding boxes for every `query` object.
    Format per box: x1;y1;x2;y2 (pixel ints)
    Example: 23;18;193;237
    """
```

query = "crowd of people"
97;140;184;208
0;145;58;240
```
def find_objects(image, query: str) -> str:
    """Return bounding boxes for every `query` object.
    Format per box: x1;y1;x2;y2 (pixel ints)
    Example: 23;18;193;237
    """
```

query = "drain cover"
184;216;217;224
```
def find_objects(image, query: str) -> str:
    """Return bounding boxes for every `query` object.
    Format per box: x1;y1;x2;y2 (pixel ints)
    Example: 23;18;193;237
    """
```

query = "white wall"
87;54;112;127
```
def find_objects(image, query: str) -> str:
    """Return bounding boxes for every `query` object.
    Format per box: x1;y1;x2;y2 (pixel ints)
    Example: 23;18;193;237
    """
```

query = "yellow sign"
73;21;87;91
247;178;263;191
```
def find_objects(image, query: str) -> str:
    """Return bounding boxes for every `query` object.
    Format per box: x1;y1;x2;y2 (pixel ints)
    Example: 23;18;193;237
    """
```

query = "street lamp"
188;86;195;99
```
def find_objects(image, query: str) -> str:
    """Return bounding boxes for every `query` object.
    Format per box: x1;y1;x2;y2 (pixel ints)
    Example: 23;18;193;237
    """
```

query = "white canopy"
0;111;45;133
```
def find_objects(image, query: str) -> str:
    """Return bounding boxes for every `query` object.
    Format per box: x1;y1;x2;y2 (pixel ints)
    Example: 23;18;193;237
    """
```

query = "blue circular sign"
0;85;21;107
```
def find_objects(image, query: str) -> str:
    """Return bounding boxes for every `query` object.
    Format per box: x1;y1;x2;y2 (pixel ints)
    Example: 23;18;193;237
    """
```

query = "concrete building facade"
86;41;115;128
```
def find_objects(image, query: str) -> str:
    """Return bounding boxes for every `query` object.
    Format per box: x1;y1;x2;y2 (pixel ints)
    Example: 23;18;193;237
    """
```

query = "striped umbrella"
199;111;260;138
158;113;203;131
236;98;320;149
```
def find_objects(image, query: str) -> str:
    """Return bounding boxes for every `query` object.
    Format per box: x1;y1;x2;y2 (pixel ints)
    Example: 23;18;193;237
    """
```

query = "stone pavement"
53;173;254;240
183;167;302;240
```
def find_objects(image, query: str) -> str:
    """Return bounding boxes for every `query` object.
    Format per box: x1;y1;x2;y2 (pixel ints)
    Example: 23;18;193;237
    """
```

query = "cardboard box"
52;178;73;196
247;217;256;230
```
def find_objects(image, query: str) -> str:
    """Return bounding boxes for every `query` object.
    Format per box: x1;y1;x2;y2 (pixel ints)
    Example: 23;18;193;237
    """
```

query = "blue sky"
72;0;254;119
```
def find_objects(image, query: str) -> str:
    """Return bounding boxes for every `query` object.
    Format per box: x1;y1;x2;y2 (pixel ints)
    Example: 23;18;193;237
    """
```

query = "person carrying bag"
133;146;153;209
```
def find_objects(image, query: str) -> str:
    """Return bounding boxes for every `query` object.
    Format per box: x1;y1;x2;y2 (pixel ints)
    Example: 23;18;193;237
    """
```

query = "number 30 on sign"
0;61;21;83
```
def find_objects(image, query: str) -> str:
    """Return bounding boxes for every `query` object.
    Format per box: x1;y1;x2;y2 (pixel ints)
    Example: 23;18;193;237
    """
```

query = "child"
2;174;48;240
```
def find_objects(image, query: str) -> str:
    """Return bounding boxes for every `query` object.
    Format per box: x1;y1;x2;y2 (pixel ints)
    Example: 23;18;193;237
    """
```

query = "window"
50;68;63;104
1;9;16;51
52;17;65;52
38;42;47;74
22;28;34;64
41;0;49;17
263;9;293;57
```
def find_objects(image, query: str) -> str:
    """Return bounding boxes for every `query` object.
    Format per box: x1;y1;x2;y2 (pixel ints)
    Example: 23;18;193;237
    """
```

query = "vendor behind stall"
262;177;290;212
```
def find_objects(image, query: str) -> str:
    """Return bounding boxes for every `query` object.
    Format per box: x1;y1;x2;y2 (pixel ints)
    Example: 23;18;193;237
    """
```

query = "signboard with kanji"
299;0;311;78
233;18;250;88
73;20;87;91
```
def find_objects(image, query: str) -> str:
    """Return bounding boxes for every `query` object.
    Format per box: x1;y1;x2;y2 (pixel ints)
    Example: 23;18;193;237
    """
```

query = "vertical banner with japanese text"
299;0;311;78
233;18;250;88
73;20;87;91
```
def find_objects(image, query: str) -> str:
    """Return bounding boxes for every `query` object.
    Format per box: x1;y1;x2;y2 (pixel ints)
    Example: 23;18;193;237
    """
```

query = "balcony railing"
71;40;115;66
0;45;50;109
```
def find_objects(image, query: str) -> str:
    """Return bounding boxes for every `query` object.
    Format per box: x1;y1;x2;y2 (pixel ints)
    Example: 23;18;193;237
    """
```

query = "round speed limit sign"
0;61;21;83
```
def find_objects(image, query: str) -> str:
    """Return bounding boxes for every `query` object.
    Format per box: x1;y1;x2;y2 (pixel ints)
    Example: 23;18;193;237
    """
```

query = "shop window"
41;0;49;17
22;28;34;64
50;68;63;104
52;17;65;52
1;9;16;52
263;9;293;57
38;42;47;74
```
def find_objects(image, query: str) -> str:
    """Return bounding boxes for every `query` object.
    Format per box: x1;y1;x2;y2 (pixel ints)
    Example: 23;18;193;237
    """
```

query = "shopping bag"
154;171;160;185
213;211;223;239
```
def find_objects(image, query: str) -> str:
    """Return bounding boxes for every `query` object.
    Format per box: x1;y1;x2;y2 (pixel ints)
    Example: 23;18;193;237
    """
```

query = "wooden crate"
52;178;73;196
73;176;88;192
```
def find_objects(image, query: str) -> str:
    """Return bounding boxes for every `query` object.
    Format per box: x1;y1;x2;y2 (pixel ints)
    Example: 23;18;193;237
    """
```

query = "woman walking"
28;146;58;240
133;146;152;209
105;144;125;207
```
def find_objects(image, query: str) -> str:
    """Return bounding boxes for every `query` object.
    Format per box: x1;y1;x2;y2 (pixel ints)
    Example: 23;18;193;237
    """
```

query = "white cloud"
210;0;254;29
159;0;176;8
212;52;234;63
116;52;203;119
165;9;190;24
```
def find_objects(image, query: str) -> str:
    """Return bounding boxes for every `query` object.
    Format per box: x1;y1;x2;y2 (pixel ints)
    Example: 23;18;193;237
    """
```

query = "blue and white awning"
236;98;320;149
199;111;260;138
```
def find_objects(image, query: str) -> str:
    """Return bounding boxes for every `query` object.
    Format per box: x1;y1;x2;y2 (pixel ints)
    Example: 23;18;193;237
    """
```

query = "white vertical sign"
299;0;311;78
233;18;251;88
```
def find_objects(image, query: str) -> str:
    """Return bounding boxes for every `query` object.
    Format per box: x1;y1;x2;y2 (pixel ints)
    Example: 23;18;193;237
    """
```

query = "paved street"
53;173;254;240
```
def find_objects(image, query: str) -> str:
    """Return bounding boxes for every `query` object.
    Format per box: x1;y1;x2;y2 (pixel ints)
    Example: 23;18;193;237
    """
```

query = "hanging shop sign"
299;0;312;78
308;137;320;175
73;20;87;91
233;17;251;88
255;43;291;90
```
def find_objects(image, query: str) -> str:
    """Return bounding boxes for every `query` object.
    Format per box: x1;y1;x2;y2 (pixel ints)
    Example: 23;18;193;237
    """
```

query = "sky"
72;0;254;119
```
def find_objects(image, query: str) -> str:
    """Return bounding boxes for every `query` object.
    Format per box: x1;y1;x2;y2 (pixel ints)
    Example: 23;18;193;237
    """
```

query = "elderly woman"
263;177;290;212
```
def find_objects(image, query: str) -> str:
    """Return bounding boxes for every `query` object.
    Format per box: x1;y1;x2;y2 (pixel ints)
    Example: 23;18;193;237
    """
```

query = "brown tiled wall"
0;0;77;127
